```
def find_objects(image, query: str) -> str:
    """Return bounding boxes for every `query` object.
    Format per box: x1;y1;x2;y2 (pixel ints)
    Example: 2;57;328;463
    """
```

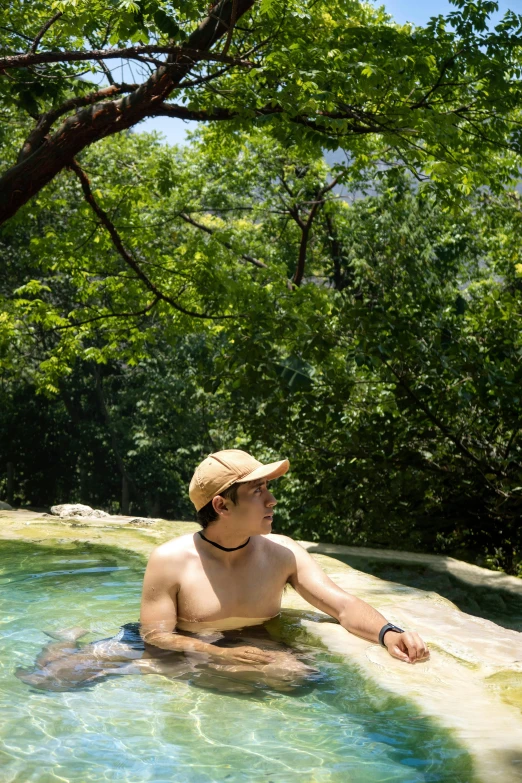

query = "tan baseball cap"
189;449;290;511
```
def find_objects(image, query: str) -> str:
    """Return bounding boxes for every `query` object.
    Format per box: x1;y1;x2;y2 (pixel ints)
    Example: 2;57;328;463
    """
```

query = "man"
139;449;430;672
17;449;429;692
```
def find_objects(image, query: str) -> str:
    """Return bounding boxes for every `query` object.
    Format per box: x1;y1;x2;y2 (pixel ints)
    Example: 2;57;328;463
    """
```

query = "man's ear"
212;495;228;515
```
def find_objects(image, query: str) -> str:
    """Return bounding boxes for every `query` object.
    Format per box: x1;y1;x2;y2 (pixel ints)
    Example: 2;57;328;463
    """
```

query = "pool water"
0;541;475;783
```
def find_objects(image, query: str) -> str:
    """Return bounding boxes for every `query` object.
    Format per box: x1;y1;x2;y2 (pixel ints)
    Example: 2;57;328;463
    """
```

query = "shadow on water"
321;554;522;632
0;538;146;584
265;610;477;783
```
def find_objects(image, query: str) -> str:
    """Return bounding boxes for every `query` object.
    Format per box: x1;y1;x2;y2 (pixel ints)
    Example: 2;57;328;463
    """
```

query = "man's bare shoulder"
147;533;199;568
262;533;303;556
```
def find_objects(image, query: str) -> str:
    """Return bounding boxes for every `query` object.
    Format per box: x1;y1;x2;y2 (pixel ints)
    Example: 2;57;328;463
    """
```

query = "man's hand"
213;645;277;665
384;631;430;664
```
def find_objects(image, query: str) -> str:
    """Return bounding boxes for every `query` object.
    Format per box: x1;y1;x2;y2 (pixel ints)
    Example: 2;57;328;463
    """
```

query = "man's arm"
281;537;429;664
140;547;221;656
140;546;275;664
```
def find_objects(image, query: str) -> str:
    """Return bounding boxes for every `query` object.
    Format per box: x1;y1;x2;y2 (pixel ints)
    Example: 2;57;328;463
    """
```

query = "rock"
50;504;109;519
126;517;156;525
49;507;158;524
0;500;13;510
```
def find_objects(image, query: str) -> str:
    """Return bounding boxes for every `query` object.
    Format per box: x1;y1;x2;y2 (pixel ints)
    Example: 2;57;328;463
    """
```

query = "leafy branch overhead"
68;159;239;320
1;0;522;229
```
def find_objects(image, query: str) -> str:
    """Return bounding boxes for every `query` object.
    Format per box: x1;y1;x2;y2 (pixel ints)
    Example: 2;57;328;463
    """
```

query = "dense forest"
1;0;522;575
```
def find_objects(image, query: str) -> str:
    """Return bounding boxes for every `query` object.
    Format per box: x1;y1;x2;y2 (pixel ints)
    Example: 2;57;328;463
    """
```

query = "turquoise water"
0;541;475;783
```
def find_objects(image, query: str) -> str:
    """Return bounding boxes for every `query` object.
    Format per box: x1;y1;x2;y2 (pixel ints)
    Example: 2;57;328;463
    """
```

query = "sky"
137;0;522;145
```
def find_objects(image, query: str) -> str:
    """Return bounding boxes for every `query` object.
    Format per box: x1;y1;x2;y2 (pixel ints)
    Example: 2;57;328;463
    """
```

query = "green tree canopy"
1;0;522;228
2;0;522;574
2;124;522;573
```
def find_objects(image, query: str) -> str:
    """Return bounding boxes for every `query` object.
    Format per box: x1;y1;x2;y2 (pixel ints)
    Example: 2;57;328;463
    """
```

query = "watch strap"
379;623;405;647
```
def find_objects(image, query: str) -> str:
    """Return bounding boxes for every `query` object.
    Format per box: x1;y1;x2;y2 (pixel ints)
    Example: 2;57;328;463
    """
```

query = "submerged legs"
15;627;146;691
34;627;90;668
196;635;318;693
16;626;319;694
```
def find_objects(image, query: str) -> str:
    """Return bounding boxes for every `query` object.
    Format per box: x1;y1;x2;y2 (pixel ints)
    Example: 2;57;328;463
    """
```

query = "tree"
1;0;521;237
3;116;522;572
202;159;522;573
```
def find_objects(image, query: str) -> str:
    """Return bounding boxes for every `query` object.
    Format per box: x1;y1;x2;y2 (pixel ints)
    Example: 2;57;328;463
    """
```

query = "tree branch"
17;83;139;163
53;298;160;330
130;99;392;137
99;59;117;86
92;363;136;512
0;25;33;43
222;0;239;56
0;0;257;226
380;355;507;490
409;49;465;110
325;213;351;291
30;11;63;54
1;44;256;70
178;65;233;89
292;200;320;286
292;175;340;286
147;101;275;122
69;161;238;320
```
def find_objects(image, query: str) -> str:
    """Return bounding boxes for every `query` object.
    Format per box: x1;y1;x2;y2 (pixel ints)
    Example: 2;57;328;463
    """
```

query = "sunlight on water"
0;541;475;783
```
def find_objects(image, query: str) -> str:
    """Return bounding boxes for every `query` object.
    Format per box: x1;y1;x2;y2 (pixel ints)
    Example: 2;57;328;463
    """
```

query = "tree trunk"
6;462;14;505
92;364;136;513
122;476;130;516
500;542;515;575
151;493;161;518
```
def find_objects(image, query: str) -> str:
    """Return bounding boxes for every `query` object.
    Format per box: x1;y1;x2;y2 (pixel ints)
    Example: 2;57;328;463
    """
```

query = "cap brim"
235;459;290;484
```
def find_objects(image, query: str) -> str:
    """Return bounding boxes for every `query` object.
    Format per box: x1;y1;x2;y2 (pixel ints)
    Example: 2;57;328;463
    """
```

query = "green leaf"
274;356;314;392
154;9;180;38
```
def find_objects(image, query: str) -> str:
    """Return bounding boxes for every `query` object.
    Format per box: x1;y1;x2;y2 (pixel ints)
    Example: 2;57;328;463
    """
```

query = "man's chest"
176;550;289;620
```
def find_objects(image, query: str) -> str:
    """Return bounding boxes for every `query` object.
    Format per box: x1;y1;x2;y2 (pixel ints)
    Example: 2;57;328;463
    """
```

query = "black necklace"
198;531;250;552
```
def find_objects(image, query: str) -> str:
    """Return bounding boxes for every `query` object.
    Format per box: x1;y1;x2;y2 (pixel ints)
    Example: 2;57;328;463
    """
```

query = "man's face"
226;479;277;534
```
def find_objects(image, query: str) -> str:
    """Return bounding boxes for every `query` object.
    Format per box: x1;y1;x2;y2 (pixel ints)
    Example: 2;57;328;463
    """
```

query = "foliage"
2;0;522;576
1;0;522;224
0;335;223;517
210;175;522;574
2;121;522;574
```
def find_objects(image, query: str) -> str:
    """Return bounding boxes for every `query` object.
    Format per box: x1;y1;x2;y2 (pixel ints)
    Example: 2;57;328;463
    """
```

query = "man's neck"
196;527;253;562
199;531;250;552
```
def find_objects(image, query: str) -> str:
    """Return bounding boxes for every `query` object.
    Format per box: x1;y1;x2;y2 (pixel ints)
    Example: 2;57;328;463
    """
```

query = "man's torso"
152;533;295;626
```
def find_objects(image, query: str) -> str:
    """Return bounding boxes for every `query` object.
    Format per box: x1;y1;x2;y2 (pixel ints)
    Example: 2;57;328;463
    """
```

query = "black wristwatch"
379;623;405;647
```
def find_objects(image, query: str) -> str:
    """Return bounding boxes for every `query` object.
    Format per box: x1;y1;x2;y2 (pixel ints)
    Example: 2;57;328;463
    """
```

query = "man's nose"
267;492;277;507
